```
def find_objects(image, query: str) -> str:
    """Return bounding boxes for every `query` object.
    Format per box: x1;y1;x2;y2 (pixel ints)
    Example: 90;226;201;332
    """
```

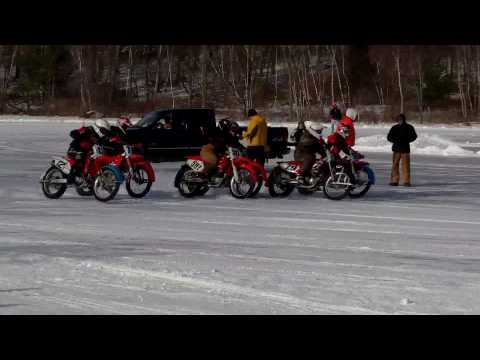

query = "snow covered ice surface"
1;121;480;314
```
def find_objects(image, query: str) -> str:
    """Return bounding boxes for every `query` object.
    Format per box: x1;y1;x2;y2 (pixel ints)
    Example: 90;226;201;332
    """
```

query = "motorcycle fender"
248;160;269;183
133;160;156;182
102;164;124;184
354;160;369;168
94;155;114;170
235;163;258;183
51;156;72;175
363;165;375;185
278;161;302;174
236;158;269;184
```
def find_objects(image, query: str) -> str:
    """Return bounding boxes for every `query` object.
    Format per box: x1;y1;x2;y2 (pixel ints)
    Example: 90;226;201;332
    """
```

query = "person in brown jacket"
387;114;417;186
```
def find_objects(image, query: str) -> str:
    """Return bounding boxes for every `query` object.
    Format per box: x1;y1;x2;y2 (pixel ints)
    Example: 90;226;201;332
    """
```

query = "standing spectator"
242;109;268;166
387;114;417;187
329;102;342;133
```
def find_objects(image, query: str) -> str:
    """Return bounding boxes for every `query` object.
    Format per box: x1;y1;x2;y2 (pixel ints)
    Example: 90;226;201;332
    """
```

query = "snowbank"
355;133;480;157
0;115;142;124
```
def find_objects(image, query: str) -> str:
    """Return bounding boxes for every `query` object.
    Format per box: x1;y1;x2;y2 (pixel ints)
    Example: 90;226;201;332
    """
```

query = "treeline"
0;45;479;121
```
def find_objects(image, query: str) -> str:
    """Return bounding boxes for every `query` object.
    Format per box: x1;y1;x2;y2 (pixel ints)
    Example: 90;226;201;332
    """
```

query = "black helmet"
247;109;257;117
230;121;240;132
218;118;233;132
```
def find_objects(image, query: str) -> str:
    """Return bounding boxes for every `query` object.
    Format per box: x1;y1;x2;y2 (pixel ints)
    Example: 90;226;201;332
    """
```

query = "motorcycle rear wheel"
41;166;67;199
75;183;93;196
178;169;203;198
267;169;294;197
297;187;315;195
195;185;210;196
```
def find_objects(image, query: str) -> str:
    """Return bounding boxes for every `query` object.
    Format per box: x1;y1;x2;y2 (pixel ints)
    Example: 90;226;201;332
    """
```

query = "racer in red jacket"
335;108;358;147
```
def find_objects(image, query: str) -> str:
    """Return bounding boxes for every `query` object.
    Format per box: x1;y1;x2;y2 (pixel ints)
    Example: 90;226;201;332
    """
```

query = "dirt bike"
267;147;353;200
40;144;125;201
174;146;268;199
92;144;156;202
346;151;375;198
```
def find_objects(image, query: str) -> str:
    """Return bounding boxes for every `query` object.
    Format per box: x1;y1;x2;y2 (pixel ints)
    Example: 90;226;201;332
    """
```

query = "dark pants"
247;146;266;166
296;143;326;177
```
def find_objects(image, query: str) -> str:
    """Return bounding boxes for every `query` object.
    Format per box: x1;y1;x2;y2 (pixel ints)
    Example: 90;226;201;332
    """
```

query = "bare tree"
394;47;404;114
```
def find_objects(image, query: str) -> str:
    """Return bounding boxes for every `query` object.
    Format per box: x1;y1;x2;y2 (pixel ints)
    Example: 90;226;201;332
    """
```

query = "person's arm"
70;129;79;139
335;119;343;133
349;126;356;147
409;125;418;143
248;125;258;139
387;127;395;143
242;118;258;140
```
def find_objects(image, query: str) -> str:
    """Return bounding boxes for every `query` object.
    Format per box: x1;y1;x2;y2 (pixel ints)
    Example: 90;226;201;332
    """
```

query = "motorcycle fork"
125;155;134;179
228;147;240;182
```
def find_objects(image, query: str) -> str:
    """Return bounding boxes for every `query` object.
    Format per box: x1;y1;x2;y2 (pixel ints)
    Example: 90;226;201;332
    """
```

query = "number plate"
52;157;71;175
280;162;299;172
187;159;205;172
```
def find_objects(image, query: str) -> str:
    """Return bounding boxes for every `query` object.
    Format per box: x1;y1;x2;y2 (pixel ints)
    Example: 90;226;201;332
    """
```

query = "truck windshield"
136;112;160;128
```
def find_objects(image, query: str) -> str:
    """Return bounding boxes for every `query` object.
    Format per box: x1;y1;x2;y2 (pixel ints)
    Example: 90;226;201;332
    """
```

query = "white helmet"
92;119;111;138
346;108;358;121
304;120;325;140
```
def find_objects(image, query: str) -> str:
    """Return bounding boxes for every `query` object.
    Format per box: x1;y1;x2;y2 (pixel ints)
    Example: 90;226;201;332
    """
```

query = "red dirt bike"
174;146;268;199
40;144;126;200
92;143;156;202
268;142;375;200
267;142;354;200
41;143;155;202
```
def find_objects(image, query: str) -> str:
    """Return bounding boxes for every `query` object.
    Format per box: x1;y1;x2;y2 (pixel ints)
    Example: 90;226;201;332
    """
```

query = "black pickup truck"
126;108;290;161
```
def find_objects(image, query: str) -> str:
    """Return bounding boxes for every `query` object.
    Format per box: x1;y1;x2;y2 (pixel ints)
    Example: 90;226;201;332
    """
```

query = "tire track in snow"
69;259;386;314
158;201;480;226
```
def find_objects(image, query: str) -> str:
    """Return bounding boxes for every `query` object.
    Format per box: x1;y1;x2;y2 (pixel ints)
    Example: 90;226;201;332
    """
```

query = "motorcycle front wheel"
247;175;264;197
126;164;153;198
323;172;351;200
229;168;256;199
348;169;372;198
93;168;121;202
41;166;68;199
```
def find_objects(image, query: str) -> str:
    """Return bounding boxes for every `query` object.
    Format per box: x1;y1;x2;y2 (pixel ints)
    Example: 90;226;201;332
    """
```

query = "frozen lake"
1;121;480;314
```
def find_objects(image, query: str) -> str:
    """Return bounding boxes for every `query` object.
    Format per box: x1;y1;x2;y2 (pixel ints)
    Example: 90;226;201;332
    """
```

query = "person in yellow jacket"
242;109;268;166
